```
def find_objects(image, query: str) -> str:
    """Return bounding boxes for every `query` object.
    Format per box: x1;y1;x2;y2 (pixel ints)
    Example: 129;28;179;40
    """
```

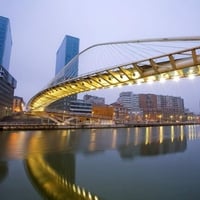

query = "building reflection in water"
188;125;200;140
21;125;200;199
119;126;187;159
0;161;8;184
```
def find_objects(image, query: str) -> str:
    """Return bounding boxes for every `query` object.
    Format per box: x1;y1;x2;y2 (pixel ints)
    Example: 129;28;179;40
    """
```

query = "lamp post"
145;114;148;123
5;106;8;116
170;115;173;122
159;114;162;123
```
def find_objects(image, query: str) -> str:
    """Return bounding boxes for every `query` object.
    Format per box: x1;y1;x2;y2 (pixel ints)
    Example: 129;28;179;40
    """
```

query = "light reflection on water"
0;125;200;199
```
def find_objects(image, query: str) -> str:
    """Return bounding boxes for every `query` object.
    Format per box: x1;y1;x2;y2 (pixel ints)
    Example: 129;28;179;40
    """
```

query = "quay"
0;121;199;131
0;123;61;131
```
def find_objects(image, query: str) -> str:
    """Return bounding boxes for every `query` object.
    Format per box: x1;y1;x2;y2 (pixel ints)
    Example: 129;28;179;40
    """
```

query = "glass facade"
69;100;92;114
0;16;12;71
55;35;79;76
47;35;80;111
0;65;16;118
0;16;16;119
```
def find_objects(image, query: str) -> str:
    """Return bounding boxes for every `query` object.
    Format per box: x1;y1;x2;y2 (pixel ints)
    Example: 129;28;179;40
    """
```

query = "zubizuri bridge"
27;36;200;122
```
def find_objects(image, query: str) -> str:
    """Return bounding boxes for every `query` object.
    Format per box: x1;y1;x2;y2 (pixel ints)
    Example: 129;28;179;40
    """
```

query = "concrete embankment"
0;124;60;131
0;122;199;131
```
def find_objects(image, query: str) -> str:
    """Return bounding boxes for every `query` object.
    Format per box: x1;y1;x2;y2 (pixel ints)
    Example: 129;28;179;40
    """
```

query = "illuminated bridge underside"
28;37;200;111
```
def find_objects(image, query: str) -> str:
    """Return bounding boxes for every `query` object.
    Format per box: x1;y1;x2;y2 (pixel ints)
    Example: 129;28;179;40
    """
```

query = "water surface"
0;125;200;199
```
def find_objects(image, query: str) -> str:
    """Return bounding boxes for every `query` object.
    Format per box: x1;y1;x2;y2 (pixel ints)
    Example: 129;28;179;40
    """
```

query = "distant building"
157;94;184;118
48;35;80;111
83;94;105;105
69;99;92;114
117;91;141;113
139;94;185;121
116;91;185;122
92;105;114;119
117;91;132;112
110;102;128;123
13;96;25;112
0;16;17;119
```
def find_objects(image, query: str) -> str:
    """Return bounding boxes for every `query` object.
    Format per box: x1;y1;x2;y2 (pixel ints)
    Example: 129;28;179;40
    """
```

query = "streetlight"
159;114;162;123
145;114;148;123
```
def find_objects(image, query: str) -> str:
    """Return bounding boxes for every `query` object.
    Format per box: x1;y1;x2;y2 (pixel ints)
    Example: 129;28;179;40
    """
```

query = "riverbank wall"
0;122;199;131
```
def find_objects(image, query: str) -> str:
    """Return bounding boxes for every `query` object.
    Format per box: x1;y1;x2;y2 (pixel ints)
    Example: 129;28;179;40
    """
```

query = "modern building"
116;91;185;122
117;91;141;113
48;35;80;111
156;94;184;121
83;94;105;105
0;16;12;71
0;66;16;118
69;99;92;114
55;35;79;75
117;91;133;112
0;16;17;119
139;93;185;122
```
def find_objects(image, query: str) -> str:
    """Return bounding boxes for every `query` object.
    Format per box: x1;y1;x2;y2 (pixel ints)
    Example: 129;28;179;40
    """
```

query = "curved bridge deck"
27;37;200;112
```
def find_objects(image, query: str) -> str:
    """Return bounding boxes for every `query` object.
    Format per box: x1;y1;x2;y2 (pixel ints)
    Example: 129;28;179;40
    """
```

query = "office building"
83;94;105;105
117;91;185;122
55;35;79;75
156;94;184;121
0;16;17;119
117;91;141;113
0;16;12;71
139;94;184;121
117;91;133;112
48;35;80;111
69;99;92;114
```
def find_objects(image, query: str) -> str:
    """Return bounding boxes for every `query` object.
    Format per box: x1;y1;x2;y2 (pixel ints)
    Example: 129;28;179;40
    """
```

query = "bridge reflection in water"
21;125;192;199
24;131;100;200
26;155;98;200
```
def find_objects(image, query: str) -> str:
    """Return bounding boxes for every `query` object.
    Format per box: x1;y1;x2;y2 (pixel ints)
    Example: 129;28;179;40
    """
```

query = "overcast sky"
1;0;200;113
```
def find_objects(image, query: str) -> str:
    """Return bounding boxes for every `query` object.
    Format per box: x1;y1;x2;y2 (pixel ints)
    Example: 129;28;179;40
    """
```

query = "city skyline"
0;0;200;113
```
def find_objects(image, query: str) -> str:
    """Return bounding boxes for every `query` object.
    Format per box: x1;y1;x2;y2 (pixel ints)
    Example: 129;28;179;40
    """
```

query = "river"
0;125;200;200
